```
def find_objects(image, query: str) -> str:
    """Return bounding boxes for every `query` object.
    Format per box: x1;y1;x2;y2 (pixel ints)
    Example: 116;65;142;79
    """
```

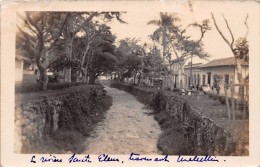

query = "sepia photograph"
1;0;260;166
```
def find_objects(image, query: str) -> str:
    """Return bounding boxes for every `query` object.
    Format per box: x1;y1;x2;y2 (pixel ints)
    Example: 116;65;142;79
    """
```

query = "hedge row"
15;82;85;93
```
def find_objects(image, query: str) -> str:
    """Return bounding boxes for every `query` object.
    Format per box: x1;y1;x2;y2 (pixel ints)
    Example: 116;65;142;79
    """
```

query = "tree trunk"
138;74;141;85
64;68;71;83
89;72;96;85
224;84;231;120
64;35;74;83
133;71;136;85
42;69;48;91
162;27;166;62
35;38;48;91
179;65;184;88
79;67;88;83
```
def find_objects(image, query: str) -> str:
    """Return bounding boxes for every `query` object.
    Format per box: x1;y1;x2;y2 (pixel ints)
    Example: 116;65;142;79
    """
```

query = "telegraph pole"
190;55;193;89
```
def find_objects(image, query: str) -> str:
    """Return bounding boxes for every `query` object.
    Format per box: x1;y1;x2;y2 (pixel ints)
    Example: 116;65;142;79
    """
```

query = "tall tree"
83;25;117;84
167;19;211;88
211;13;249;101
62;12;126;83
142;44;165;79
21;12;70;90
147;12;180;62
116;38;143;83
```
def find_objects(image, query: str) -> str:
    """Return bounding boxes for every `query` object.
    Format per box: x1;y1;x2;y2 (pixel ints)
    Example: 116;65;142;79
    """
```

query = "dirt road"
83;85;161;154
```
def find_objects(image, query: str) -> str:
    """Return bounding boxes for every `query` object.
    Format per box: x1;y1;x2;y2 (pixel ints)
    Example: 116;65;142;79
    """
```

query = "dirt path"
83;85;161;154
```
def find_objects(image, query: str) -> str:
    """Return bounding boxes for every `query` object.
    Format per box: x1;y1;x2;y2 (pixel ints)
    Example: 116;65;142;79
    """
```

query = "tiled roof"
15;55;29;61
200;57;248;68
184;63;203;69
170;58;185;64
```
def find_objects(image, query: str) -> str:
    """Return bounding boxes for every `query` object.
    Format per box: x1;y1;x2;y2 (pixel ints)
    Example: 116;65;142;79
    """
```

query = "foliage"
142;45;165;78
211;13;249;82
58;87;112;137
18;11;126;88
148;12;180;61
115;38;144;80
234;37;249;62
151;91;166;113
15;82;84;93
148;13;211;89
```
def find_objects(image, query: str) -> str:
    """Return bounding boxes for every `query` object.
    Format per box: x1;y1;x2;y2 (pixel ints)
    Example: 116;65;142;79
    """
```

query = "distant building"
162;58;185;89
184;63;203;89
171;58;185;88
183;57;249;95
199;57;248;95
15;55;29;82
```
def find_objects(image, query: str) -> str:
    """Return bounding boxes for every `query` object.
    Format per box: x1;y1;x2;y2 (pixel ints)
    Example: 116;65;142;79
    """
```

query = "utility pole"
190;55;193;89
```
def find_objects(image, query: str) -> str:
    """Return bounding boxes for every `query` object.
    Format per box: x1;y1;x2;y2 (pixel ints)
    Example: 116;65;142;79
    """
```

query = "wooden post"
231;83;236;120
224;84;231;120
243;84;249;119
236;95;240;111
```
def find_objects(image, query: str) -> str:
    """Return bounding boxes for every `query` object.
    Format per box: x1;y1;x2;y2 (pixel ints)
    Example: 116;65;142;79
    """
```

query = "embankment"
15;84;112;153
111;82;247;156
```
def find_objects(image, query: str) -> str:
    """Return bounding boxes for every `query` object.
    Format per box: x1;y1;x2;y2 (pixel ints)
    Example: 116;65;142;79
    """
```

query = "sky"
107;0;253;64
15;1;255;65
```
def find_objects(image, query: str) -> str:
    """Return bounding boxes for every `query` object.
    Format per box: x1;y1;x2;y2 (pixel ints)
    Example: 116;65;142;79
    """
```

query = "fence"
224;83;249;120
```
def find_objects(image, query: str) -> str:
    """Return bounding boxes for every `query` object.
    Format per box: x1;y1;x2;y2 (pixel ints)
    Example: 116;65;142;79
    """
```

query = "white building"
184;63;203;89
162;58;185;89
15;55;29;82
199;57;248;95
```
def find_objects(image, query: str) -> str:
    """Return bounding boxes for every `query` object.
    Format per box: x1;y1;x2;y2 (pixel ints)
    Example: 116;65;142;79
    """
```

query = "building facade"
15;55;29;82
184;63;203;89
199;57;248;95
183;57;248;96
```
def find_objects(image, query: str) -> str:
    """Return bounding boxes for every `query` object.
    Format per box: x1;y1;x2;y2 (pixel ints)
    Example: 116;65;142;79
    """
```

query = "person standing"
196;84;199;91
216;84;220;94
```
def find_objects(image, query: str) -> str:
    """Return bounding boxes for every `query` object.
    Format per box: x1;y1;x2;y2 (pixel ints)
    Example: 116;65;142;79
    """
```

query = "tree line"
17;11;249;95
17;12;126;90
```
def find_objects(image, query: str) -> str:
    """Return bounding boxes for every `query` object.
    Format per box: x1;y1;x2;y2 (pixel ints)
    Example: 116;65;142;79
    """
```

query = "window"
197;74;200;85
194;74;196;85
207;72;211;85
202;75;205;85
225;74;229;85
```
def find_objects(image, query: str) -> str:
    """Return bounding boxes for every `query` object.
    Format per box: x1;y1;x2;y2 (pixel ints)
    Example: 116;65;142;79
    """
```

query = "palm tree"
147;12;180;62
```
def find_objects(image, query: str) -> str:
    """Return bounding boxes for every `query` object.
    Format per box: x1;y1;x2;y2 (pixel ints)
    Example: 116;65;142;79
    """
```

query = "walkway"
83;85;161;154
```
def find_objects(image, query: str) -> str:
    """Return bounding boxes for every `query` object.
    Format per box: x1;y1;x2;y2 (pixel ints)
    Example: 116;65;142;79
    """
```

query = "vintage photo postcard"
1;0;260;167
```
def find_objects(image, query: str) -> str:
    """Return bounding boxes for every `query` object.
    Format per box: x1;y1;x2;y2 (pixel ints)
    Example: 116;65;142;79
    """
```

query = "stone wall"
111;82;242;156
15;86;106;153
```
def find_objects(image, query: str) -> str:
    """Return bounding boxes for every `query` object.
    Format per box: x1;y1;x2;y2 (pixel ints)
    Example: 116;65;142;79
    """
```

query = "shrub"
48;82;83;90
172;88;181;92
57;87;112;138
15;82;85;93
157;121;190;155
151;91;166;114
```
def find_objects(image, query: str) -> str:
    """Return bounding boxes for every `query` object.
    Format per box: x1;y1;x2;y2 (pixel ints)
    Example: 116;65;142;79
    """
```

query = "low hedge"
19;85;112;153
15;82;84;93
